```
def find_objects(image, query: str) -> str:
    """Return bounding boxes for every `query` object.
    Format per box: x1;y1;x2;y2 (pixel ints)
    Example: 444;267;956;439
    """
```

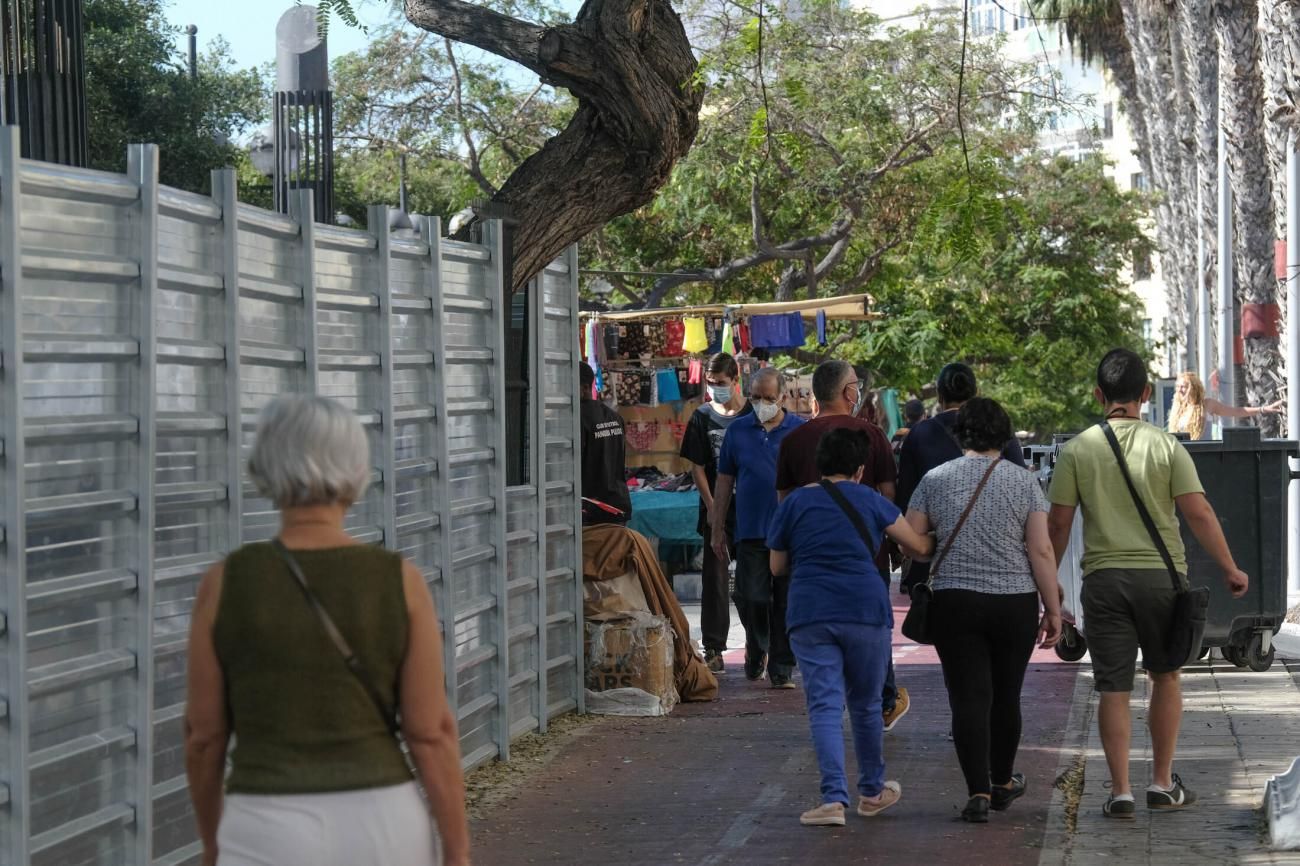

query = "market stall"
580;294;881;562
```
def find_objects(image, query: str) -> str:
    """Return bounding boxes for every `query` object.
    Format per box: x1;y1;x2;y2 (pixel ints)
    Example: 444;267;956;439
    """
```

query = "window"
1103;102;1114;139
1131;171;1149;192
1142;319;1154;350
1133;246;1153;281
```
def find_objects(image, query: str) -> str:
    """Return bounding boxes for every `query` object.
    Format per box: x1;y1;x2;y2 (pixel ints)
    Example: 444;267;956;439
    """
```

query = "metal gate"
0;128;583;865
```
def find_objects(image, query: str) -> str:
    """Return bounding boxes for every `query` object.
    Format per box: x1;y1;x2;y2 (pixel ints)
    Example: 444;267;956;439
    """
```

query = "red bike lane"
471;593;1080;865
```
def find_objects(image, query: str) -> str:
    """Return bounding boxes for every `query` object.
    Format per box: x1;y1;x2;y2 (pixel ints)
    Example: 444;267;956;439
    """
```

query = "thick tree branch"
404;0;548;77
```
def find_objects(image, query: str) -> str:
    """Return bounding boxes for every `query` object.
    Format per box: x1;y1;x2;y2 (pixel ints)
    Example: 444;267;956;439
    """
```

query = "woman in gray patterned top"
905;397;1062;824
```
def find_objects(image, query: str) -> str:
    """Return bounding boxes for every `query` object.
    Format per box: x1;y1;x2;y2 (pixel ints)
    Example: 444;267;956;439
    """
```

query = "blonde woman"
1166;371;1283;440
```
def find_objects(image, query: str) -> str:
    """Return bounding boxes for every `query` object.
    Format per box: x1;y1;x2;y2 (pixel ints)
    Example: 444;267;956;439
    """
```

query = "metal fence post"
127;142;159;862
0;122;31;866
212;169;244;553
296;190;319;393
567;244;585;714
529;273;548;732
423;216;458;712
369;207;399;549
484;220;512;761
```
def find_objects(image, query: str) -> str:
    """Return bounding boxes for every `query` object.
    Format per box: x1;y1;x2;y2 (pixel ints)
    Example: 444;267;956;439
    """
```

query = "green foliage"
856;155;1152;436
84;0;267;194
329;17;573;224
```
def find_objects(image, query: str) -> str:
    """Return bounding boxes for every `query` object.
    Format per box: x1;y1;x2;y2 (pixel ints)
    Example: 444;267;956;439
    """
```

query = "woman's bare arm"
185;562;230;866
1204;396;1284;419
399;561;471;866
887;513;934;560
1024;512;1062;647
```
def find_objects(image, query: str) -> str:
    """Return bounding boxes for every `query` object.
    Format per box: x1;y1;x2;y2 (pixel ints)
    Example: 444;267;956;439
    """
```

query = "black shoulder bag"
1099;422;1209;669
270;539;424;793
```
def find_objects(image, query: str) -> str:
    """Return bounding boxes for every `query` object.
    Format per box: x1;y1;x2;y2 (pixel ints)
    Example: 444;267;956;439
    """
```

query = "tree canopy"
84;0;266;194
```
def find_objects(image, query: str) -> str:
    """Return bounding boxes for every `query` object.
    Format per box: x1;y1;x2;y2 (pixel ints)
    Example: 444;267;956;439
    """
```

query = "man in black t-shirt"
579;363;632;526
680;353;751;674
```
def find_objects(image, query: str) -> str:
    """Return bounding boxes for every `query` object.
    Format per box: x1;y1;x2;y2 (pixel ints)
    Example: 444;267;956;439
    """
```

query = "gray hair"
749;367;785;395
248;394;372;508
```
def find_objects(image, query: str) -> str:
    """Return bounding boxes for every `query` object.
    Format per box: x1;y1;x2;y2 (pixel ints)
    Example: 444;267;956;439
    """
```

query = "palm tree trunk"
1177;0;1219;369
1259;0;1300;436
1167;6;1204;364
1123;0;1195;365
1214;0;1283;425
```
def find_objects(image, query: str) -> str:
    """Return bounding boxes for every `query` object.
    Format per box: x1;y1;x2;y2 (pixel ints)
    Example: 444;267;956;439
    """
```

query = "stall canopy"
579;293;881;323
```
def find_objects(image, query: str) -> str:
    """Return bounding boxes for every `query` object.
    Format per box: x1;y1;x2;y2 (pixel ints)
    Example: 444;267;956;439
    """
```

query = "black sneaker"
769;672;797;689
744;651;767;681
1147;774;1197;811
990;774;1026;811
1103;794;1136;819
961;796;990;823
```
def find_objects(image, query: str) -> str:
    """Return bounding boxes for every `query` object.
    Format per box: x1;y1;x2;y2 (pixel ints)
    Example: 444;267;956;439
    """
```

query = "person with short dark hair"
903;397;1062;823
775;360;909;728
579;363;632;526
1047;348;1249;819
767;428;933;827
896;363;1025;594
680;353;752;674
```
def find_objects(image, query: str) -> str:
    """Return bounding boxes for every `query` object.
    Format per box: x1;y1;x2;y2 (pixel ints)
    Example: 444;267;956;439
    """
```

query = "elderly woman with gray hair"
184;395;470;866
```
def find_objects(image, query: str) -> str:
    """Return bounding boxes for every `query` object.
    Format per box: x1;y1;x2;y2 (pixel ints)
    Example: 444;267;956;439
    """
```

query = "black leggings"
931;589;1040;797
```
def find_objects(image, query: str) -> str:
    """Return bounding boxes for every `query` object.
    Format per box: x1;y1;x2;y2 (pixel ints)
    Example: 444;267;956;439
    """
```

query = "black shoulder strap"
1098;422;1182;593
819;480;878;559
270;539;401;736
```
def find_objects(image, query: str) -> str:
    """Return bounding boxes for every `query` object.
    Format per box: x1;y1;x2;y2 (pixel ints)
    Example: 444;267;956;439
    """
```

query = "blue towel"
656;369;682;402
816;310;827;346
750;312;806;349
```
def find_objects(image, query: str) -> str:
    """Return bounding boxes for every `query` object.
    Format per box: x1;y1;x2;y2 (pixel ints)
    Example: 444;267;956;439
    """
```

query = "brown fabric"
582;524;719;702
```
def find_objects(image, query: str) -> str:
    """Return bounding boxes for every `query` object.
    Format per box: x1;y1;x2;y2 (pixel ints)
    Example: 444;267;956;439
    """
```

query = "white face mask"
753;400;781;423
708;384;733;404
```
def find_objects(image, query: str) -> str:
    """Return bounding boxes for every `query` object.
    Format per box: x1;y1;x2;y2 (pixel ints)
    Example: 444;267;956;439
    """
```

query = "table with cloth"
628;489;703;575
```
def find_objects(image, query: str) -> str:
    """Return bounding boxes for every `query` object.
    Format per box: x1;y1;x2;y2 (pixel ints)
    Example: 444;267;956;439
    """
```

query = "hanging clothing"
749;313;807;350
664;319;685;356
656;369;682;402
687;358;704;385
816;310;828;346
683;317;709;353
738;322;752;354
721;321;736;355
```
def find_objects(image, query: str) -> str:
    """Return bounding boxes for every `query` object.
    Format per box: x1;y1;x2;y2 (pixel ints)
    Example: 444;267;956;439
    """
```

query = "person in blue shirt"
709;368;806;688
768;427;933;828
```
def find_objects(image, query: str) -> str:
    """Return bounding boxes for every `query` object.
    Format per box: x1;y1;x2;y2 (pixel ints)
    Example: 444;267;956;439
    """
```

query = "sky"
165;1;397;72
164;0;581;73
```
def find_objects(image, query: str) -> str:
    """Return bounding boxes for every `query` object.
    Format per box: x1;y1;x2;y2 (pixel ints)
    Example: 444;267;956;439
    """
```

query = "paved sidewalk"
470;588;1078;865
1041;654;1300;866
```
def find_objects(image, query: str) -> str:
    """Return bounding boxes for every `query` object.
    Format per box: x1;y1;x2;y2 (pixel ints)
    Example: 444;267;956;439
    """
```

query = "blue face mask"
708;385;733;404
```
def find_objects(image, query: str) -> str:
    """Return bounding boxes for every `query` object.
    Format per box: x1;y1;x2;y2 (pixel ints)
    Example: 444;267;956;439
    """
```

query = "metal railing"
0;128;583;865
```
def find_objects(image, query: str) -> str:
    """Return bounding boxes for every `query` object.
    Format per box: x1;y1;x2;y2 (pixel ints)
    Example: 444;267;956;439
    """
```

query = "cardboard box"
585;612;676;714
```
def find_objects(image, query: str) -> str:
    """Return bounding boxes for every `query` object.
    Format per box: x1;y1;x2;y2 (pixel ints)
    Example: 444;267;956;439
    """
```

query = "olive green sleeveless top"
214;542;412;794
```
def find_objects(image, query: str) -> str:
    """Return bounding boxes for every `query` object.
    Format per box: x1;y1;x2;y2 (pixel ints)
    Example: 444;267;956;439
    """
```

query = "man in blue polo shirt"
710;368;806;688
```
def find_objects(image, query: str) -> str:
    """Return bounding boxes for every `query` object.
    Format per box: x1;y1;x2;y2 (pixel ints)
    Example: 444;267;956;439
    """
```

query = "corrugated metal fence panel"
541;249;582;719
0;147;582;865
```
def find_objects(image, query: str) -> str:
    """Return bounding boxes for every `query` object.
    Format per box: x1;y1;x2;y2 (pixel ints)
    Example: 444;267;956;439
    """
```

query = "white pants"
218;782;441;866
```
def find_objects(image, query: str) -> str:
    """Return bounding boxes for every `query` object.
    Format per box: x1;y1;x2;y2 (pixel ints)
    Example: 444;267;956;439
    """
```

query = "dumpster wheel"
1055;624;1088;662
1246;633;1275;672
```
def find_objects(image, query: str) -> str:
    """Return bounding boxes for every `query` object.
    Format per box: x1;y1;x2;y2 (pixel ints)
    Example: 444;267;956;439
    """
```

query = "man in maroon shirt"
775;360;910;731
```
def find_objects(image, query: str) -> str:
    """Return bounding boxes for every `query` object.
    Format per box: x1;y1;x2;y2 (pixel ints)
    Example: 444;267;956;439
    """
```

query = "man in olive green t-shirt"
1047;349;1248;820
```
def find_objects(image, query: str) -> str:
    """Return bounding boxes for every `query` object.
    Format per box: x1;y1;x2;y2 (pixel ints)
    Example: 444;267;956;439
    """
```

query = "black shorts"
1082;568;1183;692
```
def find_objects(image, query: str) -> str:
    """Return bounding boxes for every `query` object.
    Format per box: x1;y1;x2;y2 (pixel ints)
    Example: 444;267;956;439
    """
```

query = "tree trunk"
1259;0;1300;437
1122;0;1194;363
404;0;703;291
1177;0;1220;370
1166;5;1204;364
1214;0;1283;422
